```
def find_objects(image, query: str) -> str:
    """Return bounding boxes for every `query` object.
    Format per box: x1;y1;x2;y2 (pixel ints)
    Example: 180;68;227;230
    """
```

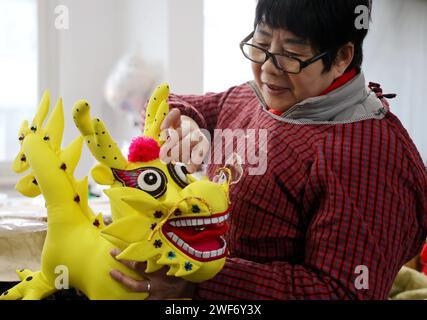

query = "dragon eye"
167;162;189;188
174;163;189;184
112;167;167;198
138;170;161;191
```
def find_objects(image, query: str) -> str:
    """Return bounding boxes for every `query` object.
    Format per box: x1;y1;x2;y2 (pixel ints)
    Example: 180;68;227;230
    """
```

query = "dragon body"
1;84;230;300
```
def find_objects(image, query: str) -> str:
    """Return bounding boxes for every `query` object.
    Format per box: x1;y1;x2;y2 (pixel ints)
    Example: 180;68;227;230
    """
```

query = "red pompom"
128;136;160;163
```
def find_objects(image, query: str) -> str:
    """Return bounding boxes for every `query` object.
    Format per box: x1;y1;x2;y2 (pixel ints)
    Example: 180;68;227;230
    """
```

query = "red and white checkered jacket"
145;73;427;300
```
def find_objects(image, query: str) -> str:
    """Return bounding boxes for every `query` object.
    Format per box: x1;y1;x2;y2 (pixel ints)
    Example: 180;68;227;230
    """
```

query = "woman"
110;0;427;300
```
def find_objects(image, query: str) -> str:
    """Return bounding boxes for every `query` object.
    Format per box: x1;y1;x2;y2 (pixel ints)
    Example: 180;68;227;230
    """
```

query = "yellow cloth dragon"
0;84;231;300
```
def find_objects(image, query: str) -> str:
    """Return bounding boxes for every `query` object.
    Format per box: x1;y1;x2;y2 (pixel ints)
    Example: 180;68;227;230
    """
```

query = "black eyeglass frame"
240;31;330;74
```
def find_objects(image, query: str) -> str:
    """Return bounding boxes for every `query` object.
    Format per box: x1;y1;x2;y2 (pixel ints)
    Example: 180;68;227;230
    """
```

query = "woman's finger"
110;249;147;273
162;131;207;165
190;134;210;167
179;131;208;164
109;270;150;293
161;108;181;130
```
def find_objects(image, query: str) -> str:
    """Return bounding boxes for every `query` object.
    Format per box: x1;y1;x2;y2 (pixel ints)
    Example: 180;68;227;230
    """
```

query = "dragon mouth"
162;210;230;262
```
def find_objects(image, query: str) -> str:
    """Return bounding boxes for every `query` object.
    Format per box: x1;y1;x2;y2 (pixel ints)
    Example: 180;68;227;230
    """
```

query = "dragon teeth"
195;220;203;226
169;213;230;229
182;243;190;252
176;238;184;248
165;231;227;259
171;233;179;243
218;214;228;223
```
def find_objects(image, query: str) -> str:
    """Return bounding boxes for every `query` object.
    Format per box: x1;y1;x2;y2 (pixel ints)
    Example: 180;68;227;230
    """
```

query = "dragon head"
73;84;232;282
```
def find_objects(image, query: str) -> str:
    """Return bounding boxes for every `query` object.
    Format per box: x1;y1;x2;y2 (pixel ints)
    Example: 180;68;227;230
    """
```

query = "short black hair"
255;0;372;72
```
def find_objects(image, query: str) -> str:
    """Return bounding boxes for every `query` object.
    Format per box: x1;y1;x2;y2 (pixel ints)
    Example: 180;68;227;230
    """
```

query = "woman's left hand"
109;249;196;300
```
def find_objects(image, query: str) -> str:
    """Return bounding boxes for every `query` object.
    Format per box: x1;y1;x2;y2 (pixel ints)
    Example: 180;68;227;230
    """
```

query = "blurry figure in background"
104;47;159;131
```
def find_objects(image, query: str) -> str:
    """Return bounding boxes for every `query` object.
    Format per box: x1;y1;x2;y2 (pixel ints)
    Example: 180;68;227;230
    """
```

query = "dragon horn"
73;100;128;169
44;98;65;152
12;120;30;174
31;90;50;131
60;136;84;176
144;83;170;145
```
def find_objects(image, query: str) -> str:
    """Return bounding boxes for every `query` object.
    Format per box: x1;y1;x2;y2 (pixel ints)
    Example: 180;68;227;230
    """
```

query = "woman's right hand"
160;108;210;173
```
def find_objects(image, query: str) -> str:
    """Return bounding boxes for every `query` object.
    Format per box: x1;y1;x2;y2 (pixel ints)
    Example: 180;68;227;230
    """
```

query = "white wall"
364;0;427;162
121;0;203;95
203;0;256;93
168;0;203;95
121;0;168;70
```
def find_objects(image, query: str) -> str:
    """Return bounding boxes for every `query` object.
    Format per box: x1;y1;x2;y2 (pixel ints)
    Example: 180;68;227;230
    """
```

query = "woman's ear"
333;42;355;77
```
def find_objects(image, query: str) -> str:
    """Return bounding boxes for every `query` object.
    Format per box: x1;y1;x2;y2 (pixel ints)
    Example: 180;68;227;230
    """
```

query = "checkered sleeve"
194;188;393;301
167;90;233;135
193;176;373;299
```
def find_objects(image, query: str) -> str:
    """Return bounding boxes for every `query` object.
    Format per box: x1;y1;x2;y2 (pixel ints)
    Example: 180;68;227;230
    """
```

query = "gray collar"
249;72;387;124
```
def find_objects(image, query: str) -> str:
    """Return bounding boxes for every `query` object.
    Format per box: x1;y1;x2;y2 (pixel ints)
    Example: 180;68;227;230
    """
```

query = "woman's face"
251;24;344;112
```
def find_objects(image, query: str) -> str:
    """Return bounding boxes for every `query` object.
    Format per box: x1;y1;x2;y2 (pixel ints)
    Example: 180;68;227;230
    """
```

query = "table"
0;195;111;282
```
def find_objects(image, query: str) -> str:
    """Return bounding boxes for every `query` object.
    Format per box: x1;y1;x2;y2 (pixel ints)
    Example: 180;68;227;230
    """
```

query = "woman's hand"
109;249;196;300
160;108;210;173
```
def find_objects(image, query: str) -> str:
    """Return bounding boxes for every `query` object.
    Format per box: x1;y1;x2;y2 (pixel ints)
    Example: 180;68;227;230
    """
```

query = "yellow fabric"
1;84;230;300
1;92;148;300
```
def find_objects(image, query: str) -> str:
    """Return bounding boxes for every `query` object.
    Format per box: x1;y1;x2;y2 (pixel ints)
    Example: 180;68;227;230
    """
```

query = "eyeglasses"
240;32;329;74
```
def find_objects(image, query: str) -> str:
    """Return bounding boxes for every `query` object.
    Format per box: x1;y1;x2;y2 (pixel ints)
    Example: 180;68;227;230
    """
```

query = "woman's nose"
261;55;284;76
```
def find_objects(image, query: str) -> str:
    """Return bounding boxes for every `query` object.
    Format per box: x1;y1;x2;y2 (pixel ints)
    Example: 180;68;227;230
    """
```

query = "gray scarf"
249;72;386;124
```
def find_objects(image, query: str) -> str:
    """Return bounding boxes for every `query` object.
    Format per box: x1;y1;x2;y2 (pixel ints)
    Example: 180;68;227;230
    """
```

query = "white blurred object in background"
104;46;159;129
